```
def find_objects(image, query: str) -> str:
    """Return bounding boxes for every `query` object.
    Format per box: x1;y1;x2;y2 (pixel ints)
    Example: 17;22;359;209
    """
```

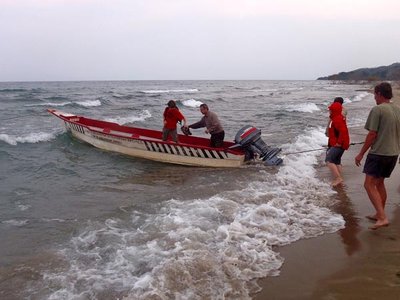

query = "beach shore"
255;82;400;300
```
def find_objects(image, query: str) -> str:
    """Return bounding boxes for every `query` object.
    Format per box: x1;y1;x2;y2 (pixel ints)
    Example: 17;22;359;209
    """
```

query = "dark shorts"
363;153;398;178
210;131;225;147
325;147;345;165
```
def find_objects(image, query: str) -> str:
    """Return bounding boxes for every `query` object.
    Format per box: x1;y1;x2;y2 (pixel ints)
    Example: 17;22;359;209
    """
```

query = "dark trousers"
210;131;225;147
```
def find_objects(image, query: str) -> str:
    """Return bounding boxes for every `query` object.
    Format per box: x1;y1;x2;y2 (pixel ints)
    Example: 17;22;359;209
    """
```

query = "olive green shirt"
365;102;400;155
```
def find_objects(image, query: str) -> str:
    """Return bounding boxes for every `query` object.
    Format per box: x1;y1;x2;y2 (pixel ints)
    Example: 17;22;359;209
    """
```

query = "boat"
48;109;283;167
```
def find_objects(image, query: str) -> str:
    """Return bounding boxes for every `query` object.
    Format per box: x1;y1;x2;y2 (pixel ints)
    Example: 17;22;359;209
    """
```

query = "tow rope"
283;142;364;155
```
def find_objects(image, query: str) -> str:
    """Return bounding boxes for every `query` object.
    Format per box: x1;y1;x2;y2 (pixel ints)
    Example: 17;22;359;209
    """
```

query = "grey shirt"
365;102;400;156
189;111;224;134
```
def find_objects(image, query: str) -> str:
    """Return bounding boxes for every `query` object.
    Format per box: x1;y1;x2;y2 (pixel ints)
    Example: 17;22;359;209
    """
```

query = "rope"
284;147;327;155
283;141;364;156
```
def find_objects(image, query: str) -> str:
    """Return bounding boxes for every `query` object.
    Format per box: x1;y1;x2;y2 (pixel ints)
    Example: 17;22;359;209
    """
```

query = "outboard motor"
233;125;283;166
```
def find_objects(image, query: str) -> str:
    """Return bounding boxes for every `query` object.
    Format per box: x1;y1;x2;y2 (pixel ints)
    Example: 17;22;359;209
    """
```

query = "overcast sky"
1;0;400;81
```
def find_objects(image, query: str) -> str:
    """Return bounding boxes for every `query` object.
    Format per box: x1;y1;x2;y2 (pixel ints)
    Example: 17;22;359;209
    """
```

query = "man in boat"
188;103;225;147
163;100;187;142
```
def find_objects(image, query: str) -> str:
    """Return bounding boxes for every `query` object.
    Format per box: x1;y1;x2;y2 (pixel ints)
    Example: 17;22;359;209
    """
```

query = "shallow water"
0;80;374;299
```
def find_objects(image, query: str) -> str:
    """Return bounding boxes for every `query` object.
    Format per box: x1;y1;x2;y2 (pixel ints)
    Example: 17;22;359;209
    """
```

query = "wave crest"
0;131;60;146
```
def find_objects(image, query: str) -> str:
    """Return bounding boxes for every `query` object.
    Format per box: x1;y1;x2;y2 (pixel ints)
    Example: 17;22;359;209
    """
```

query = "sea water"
0;80;374;299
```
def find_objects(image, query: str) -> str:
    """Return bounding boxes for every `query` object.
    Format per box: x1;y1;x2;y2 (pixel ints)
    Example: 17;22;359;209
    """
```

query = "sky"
1;0;400;81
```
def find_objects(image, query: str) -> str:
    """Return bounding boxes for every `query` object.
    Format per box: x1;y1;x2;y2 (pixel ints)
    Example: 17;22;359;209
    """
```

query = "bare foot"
366;215;378;221
331;177;343;187
369;220;389;230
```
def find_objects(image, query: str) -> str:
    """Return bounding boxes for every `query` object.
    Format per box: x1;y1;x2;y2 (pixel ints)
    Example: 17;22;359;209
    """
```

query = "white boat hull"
65;121;245;168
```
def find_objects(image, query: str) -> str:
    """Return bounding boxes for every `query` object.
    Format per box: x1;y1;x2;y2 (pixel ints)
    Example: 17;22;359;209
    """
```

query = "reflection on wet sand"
311;206;400;300
332;185;362;256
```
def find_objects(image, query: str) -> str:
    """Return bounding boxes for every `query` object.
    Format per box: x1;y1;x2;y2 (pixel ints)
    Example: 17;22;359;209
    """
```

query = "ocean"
0;80;374;299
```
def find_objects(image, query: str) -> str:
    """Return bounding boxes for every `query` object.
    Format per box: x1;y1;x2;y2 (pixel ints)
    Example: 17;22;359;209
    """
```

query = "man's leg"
337;164;343;176
162;128;169;141
210;131;224;147
327;162;343;186
171;129;178;143
364;175;389;229
376;177;387;209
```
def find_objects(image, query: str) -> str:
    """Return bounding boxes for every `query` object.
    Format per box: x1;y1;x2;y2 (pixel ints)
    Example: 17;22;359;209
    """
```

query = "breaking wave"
283;103;320;113
0;131;61;146
106;110;152;125
41;128;344;299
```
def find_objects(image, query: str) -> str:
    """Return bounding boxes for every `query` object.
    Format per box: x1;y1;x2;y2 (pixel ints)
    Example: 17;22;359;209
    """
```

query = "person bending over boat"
188;103;225;147
326;101;350;187
162;100;187;142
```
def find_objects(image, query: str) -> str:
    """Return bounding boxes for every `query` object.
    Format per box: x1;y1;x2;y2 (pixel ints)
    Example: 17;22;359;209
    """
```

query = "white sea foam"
142;89;199;94
258;88;279;93
0;134;17;145
18;204;31;211
2;219;29;226
0;131;60;146
347;116;368;128
25;102;72;107
284;103;320;113
181;98;203;108
42;128;344;299
349;91;371;103
25;99;101;108
75;100;101;107
106;110;152;125
42;218;73;223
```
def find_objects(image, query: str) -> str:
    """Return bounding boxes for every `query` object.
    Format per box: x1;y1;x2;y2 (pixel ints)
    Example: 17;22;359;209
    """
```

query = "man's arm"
188;117;205;129
355;130;377;166
175;110;187;127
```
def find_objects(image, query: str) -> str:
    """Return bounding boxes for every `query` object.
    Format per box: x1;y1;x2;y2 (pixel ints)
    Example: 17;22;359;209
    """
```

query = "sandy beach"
255;82;400;300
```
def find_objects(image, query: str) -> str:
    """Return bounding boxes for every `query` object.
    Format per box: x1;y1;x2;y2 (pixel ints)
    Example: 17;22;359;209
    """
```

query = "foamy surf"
106;110;152;125
350;92;371;103
283;103;320;113
1;80;374;299
41;129;344;299
181;98;203;108
75;100;102;107
2;219;29;227
24;99;102;108
0;131;61;146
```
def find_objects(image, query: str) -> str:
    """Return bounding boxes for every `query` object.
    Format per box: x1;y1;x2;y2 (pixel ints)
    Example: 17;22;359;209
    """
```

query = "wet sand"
255;83;400;300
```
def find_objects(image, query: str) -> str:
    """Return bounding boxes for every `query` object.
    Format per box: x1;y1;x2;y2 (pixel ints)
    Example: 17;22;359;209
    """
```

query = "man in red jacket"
162;100;187;142
326;101;350;187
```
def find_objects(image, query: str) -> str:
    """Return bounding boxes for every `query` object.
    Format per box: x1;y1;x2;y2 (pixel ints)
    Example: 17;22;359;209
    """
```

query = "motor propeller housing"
234;125;283;166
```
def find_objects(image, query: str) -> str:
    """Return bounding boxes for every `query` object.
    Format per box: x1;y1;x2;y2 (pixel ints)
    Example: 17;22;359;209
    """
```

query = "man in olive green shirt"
355;82;400;230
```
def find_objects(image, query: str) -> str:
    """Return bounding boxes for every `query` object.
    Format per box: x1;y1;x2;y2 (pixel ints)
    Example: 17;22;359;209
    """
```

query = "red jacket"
163;107;184;130
328;102;350;150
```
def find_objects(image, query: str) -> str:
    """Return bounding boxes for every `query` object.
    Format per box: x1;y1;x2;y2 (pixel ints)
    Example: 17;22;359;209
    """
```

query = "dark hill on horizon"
317;63;400;81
